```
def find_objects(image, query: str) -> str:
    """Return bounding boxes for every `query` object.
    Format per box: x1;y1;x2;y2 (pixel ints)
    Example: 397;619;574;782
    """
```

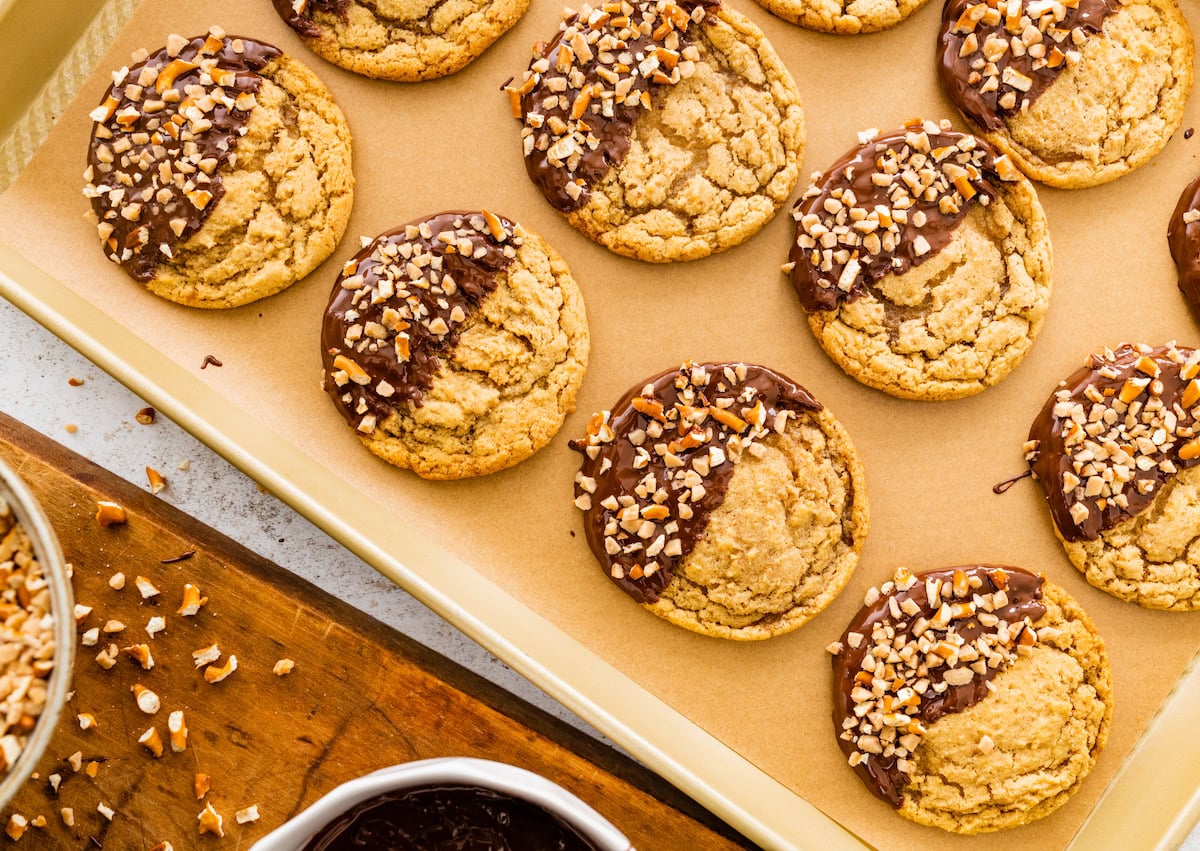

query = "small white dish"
250;756;634;850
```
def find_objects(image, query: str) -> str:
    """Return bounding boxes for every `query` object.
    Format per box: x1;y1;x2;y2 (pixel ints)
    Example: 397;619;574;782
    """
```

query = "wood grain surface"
0;412;749;850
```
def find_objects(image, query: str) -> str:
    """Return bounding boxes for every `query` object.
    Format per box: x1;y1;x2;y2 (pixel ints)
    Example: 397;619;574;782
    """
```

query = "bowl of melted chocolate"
250;758;633;851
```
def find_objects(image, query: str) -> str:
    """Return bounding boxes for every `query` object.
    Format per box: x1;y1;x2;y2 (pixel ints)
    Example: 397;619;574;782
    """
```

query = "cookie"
272;0;529;81
1168;177;1200;320
83;26;354;309
504;0;804;263
1027;342;1200;609
321;211;589;480
789;120;1052;401
938;0;1194;188
571;362;868;640
831;565;1111;834
751;0;929;35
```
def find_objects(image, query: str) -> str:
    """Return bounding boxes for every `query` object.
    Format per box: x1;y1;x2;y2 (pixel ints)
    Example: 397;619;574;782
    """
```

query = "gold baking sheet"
1;0;1199;847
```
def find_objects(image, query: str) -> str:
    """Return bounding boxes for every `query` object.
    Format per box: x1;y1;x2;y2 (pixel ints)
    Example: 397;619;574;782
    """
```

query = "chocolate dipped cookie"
831;565;1111;833
571;362;868;640
504;0;805;263
753;0;929;34
83;26;354;309
788;120;1051;401
1027;342;1200;609
321;211;589;479
272;0;528;81
938;0;1194;188
1169;177;1200;321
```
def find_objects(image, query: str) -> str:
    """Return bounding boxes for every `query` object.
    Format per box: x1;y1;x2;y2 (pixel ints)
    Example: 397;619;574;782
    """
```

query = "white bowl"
250;756;634;850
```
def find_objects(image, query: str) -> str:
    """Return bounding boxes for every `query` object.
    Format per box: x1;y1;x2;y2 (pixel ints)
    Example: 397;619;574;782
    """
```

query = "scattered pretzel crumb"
68;378;84;387
146;616;166;639
81;628;99;646
146;467;167;494
121;644;154;670
204;655;237;683
76;713;97;731
64;424;77;434
138;726;163;758
102;620;125;634
84;761;99;779
132;684;160;715
177;459;191;472
29;816;44;829
194;773;211;800
273;658;295;676
96;502;127;528
168;711;187;752
48;773;61;793
6;814;26;840
66;752;82;773
135;406;157;425
192;644;220;668
135;575;160;599
150;843;174;851
108;572;126;591
178;584;207;616
198;802;223;837
95;646;117;669
97;802;114;821
73;604;92;625
200;355;222;370
235;805;260;825
60;808;73;827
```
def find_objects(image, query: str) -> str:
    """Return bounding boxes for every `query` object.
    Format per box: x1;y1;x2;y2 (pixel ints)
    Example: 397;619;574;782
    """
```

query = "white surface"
0;297;607;741
2;296;1198;851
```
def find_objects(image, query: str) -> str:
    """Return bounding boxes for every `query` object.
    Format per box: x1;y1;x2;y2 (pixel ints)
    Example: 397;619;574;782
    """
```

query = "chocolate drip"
83;31;281;283
789;125;1006;313
321;211;519;431
511;0;719;212
1169;176;1200;320
939;0;1118;133
272;0;351;37
571;362;821;603
1027;343;1200;542
833;566;1046;807
302;785;599;851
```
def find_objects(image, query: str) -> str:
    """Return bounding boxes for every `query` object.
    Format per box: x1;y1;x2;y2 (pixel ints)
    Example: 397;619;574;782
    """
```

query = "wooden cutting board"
0;411;749;850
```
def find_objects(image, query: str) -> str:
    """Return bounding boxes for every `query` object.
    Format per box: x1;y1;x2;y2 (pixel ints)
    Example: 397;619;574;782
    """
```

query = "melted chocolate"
321;212;519;432
1169;176;1200;320
83;31;280;283
571;362;821;603
272;0;351;38
790;125;1005;312
939;0;1118;133
511;0;719;212
1027;343;1200;542
302;784;600;851
833;566;1046;807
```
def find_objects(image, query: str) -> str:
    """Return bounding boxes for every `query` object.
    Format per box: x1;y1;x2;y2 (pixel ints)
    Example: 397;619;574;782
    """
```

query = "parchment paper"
2;0;1199;847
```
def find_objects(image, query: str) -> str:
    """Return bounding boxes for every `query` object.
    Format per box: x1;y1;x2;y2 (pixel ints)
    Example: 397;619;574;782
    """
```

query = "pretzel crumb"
197;802;223;837
108;572;126;591
204;655;237;683
96;502;127;528
194;773;211;800
235;805;260;825
273;658;295;676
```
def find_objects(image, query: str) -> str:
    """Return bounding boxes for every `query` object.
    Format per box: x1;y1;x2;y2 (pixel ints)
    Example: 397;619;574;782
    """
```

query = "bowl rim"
0;455;75;811
249;756;634;850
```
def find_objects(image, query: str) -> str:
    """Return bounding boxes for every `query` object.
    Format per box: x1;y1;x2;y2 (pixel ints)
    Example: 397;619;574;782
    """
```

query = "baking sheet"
2;0;1200;847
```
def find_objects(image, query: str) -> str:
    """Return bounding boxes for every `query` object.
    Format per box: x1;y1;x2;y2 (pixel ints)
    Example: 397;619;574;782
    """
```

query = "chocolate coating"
83;32;281;283
938;0;1117;133
833;566;1046;807
272;0;351;37
790;126;1003;313
321;211;519;430
302;784;600;851
571;362;821;603
513;0;719;212
1169;176;1200;320
1027;343;1200;542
